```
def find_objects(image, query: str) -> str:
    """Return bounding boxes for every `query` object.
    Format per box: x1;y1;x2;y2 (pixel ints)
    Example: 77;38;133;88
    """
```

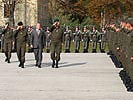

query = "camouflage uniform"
2;26;13;63
50;23;63;68
14;22;28;68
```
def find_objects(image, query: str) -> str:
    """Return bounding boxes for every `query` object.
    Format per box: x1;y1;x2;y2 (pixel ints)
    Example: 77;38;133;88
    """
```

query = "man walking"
50;18;63;68
30;23;45;68
2;22;14;63
14;22;28;68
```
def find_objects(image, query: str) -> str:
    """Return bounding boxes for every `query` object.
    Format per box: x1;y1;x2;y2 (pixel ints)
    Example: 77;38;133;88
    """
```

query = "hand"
17;26;20;30
5;24;8;29
30;45;33;48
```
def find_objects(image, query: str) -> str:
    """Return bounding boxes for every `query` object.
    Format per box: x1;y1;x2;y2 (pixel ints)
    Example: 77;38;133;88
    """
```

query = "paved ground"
0;53;133;100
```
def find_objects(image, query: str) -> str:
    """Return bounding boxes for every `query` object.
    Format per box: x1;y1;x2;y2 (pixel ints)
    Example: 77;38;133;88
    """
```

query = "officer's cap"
17;21;23;26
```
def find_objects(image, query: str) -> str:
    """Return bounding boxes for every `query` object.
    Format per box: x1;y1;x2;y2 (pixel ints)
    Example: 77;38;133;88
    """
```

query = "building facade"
0;0;50;27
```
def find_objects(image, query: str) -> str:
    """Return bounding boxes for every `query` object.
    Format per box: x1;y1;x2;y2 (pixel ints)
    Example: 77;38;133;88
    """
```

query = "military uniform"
73;28;81;53
82;28;90;53
99;28;106;53
90;29;98;53
50;22;63;68
64;27;71;53
14;22;28;68
2;27;13;63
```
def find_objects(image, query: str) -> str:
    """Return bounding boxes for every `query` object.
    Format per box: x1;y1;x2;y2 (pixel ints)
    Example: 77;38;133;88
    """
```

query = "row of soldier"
106;17;133;91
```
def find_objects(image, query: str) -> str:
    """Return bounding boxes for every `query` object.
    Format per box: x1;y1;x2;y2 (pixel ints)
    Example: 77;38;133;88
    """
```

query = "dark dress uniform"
14;23;28;68
64;28;71;53
50;25;63;68
90;29;98;53
73;30;81;53
99;29;106;53
82;29;90;53
2;27;13;63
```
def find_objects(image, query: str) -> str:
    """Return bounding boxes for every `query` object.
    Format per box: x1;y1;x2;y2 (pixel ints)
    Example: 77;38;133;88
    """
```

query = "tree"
0;0;23;26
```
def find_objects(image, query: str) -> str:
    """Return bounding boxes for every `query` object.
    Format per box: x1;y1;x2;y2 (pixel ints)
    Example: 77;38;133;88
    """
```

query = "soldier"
45;27;51;53
2;22;14;63
99;27;106;53
64;26;71;53
27;26;33;53
73;26;81;53
82;26;90;53
30;23;45;68
50;18;63;68
14;22;28;68
90;27;98;53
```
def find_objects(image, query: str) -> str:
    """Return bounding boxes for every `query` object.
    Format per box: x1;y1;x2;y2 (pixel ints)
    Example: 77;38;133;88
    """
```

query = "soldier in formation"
90;27;98;53
99;27;106;53
73;26;81;53
81;26;90;53
64;26;71;53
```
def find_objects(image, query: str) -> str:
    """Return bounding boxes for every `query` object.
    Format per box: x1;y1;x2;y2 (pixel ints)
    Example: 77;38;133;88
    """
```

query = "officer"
14;22;28;68
82;26;90;53
50;18;63;68
64;26;71;53
99;27;106;53
90;27;98;53
73;26;81;53
45;27;51;53
2;22;14;63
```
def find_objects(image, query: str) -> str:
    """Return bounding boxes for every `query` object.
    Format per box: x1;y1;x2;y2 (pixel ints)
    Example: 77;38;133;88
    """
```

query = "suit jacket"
30;29;45;49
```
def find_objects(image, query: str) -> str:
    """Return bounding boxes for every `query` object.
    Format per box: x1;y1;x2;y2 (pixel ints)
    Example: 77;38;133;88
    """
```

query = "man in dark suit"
30;23;45;68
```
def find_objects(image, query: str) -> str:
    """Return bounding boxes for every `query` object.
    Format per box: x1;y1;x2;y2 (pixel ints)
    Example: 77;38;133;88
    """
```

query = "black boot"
38;65;41;68
7;59;10;63
21;63;24;68
18;63;22;67
55;60;58;68
35;60;38;67
52;60;55;68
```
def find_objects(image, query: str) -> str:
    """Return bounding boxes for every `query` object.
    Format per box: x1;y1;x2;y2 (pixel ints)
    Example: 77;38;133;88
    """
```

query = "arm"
50;25;56;32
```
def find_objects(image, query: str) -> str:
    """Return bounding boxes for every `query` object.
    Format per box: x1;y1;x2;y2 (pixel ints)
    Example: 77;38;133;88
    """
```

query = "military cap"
54;18;59;22
5;22;9;25
17;21;23;26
